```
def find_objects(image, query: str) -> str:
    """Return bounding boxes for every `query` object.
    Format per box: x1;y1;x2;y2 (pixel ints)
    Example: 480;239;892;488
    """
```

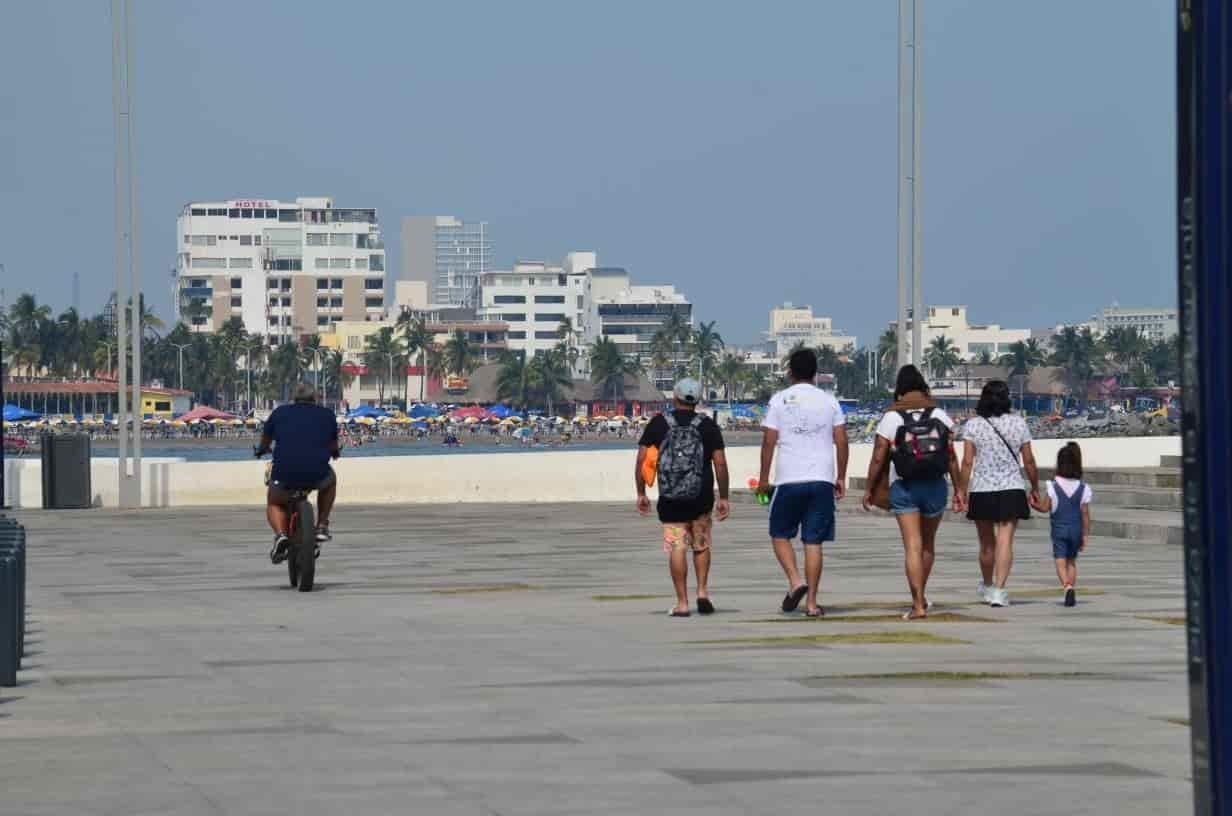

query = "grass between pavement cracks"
1136;615;1186;626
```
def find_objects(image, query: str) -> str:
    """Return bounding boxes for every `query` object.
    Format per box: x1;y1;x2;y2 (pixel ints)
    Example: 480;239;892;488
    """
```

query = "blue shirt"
265;403;338;486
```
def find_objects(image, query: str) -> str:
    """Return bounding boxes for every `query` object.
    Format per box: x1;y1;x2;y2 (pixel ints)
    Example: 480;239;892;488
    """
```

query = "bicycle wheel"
287;510;300;588
295;499;315;592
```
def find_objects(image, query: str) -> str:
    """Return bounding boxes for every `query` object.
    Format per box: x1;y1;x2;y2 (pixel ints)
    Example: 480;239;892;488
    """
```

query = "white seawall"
3;436;1181;509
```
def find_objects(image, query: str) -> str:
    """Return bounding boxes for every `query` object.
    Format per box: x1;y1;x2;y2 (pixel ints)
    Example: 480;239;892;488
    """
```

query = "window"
577;296;584;309
331;278;343;289
190;278;206;287
364;278;383;290
230;277;242;288
278;209;298;222
229;258;252;269
535;313;566;323
316;278;329;290
317;297;328;307
264;209;276;219
353;257;368;271
280;279;291;291
206;207;226;216
271;258;302;271
534;331;558;340
493;295;525;304
190;208;206;216
330;297;343;307
239;235;252;246
315;258;329;269
281;297;291;307
535;295;565;304
317;316;330;326
154;400;172;412
268;297;278;306
330;258;350;269
508;331;527;340
329;233;353;247
183;234;190;244
190;257;226;269
253;236;262;246
347;336;362;350
306;233;327;246
365;297;383;308
228;208;240;218
241;209;253;219
558;274;566;286
190;234;217;246
501;313;526;323
230;296;242;308
952;308;960;316
369;254;384;271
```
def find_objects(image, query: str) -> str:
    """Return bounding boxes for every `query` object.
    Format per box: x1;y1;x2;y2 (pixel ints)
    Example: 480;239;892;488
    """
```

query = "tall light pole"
170;342;189;391
897;0;923;369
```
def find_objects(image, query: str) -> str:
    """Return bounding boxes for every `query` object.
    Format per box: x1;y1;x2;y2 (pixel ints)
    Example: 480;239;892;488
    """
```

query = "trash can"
40;433;92;509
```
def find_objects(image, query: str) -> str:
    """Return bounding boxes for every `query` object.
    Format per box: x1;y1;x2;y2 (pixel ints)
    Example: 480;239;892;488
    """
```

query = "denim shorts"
769;481;836;544
889;478;948;518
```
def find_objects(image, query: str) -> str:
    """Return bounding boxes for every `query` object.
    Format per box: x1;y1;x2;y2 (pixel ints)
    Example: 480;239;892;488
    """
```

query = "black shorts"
268;466;335;503
966;489;1030;522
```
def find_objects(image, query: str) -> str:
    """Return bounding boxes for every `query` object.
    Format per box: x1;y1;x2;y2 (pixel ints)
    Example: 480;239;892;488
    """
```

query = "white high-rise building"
479;260;592;361
764;303;857;358
399;216;492;307
1094;305;1178;342
175;197;387;341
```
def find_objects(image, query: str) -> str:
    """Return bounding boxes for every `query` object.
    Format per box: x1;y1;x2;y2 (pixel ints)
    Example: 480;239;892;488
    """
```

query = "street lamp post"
170;342;189;391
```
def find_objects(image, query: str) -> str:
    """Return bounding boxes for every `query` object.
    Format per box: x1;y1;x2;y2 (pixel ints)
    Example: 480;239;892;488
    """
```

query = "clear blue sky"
0;1;1175;346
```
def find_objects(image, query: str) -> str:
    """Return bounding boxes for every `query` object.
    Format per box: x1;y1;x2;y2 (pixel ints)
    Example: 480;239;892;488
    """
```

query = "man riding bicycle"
254;383;340;563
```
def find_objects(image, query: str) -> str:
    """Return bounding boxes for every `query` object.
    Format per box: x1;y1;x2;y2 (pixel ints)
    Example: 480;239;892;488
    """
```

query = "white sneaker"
989;588;1010;608
978;581;990;604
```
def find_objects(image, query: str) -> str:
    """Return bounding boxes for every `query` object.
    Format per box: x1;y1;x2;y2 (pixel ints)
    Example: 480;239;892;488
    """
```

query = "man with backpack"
757;348;849;617
861;365;965;620
636;378;730;617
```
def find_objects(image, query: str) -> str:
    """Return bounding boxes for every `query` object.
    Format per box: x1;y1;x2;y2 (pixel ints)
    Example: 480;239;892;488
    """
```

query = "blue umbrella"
408;404;440;419
2;405;39;422
347;405;389;419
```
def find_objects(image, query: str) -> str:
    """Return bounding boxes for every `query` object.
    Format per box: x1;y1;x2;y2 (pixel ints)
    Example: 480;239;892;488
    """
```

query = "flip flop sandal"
805;607;825;618
901;609;927;621
697;598;716;615
782;585;808;613
667;608;691;618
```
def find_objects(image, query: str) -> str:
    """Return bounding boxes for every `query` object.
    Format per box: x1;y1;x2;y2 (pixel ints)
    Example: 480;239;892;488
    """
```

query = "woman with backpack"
958;380;1040;608
862;366;965;620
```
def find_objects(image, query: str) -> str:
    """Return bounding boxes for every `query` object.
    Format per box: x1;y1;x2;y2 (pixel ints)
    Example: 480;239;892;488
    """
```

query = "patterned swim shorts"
662;514;713;554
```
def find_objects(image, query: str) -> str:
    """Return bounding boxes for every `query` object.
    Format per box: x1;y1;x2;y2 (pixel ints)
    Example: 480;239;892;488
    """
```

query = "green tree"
924;334;961;378
396;312;435;403
363;326;406;406
320;349;350;406
531;345;574;416
690;320;724;395
715;353;746;403
495;351;535;410
877;326;898;382
816;345;840;375
589;336;641;401
1051;326;1098;405
660;309;692;381
443;328;478;377
266;341;303;402
999;338;1046;375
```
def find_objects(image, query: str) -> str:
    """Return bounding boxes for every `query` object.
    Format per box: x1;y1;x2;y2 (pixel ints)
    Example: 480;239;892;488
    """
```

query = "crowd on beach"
636;349;1093;620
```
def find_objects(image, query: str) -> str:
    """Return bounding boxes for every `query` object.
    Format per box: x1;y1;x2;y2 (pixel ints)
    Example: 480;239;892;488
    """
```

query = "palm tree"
1101;326;1150;385
530;344;574;416
266;341;303;402
973;348;995;366
1051;326;1098;406
589;336;640;401
715;353;746;404
648;329;674;386
999;339;1045;374
443;329;478;377
363;326;405;406
660;309;692;381
690;320;724;394
877;326;898;379
924;334;961;378
1145;336;1180;384
397;312;435;403
816;345;840;375
556;317;582;373
298;333;325;393
744;366;773;403
495;351;535;410
320;349;350;406
781;340;810;371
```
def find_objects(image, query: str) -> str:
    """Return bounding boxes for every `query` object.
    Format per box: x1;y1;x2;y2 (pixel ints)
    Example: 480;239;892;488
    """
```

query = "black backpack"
891;408;950;481
657;414;706;501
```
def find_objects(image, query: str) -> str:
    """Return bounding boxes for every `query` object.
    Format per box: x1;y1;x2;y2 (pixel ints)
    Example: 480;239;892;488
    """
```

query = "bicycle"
256;453;317;593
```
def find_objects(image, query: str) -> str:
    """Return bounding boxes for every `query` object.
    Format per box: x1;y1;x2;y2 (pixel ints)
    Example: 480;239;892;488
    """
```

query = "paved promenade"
4;504;1191;815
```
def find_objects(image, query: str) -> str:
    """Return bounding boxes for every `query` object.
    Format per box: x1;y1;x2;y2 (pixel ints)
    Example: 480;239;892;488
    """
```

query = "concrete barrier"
0;437;1182;509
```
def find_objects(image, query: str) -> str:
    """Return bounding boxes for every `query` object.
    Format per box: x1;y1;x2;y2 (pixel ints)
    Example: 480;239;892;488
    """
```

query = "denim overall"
1049;480;1086;559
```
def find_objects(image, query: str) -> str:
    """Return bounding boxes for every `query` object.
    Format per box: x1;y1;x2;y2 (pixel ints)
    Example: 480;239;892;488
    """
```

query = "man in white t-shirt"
757;348;849;617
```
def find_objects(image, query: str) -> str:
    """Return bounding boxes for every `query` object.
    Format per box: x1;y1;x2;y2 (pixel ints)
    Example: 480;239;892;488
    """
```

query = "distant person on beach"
757;348;849;617
959;380;1039;609
636;379;730;617
862;366;964;620
1029;441;1091;607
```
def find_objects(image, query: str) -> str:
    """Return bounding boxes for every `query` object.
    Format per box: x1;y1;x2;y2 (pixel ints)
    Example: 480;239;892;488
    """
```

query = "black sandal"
697;597;715;615
805;607;824;618
782;585;808;613
667;608;691;618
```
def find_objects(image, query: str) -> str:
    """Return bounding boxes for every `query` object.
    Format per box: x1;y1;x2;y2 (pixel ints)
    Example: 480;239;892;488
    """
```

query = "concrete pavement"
2;503;1191;815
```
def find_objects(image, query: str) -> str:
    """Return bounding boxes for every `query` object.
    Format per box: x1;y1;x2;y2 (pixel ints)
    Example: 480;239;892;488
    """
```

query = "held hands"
952;490;967;514
861;491;874;512
1028;488;1043;511
716;498;731;522
636;494;651;517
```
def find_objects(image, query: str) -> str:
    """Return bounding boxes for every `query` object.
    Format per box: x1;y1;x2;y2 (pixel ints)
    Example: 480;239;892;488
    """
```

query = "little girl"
1031;442;1092;607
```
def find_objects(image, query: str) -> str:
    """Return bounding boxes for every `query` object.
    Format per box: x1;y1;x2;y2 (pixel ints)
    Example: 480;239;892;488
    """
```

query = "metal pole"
1178;2;1232;813
910;0;923;368
110;0;129;494
124;0;142;495
896;0;913;372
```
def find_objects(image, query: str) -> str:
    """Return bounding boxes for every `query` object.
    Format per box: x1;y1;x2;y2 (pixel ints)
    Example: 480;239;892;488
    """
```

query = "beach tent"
347;405;389;420
2;405;39;422
178;406;238;423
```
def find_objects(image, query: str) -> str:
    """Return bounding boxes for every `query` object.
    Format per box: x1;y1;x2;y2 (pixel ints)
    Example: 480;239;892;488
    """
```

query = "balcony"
180;286;213;299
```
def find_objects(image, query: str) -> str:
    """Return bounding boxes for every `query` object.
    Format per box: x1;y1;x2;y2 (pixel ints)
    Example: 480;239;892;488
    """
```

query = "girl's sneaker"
978;581;990;604
989;588;1010;608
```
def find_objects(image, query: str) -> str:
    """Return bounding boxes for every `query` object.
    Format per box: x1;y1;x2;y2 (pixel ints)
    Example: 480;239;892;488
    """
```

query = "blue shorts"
1052;532;1082;560
890;478;948;518
769;481;835;544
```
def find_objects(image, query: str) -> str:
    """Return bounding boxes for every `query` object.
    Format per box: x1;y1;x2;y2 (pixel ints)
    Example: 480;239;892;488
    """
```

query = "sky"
0;1;1176;347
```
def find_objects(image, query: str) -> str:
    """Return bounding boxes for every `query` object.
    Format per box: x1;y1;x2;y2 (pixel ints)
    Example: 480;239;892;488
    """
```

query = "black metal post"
1177;2;1231;813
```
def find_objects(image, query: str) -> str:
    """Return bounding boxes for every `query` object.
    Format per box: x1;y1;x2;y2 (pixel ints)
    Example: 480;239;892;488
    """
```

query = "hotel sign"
229;200;271;209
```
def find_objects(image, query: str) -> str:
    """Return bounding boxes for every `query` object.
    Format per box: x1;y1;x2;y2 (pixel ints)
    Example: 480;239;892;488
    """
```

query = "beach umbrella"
179;406;238;423
2;405;39;422
411;421;430;431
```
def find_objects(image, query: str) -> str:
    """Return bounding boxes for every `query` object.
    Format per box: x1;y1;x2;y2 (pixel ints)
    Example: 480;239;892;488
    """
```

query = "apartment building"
764;303;857;357
175;197;387;341
478;258;593;361
1094;305;1178;342
399;215;492;307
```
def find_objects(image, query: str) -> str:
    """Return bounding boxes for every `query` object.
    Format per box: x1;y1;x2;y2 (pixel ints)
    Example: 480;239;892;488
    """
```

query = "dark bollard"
0;554;16;687
0;523;25;661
